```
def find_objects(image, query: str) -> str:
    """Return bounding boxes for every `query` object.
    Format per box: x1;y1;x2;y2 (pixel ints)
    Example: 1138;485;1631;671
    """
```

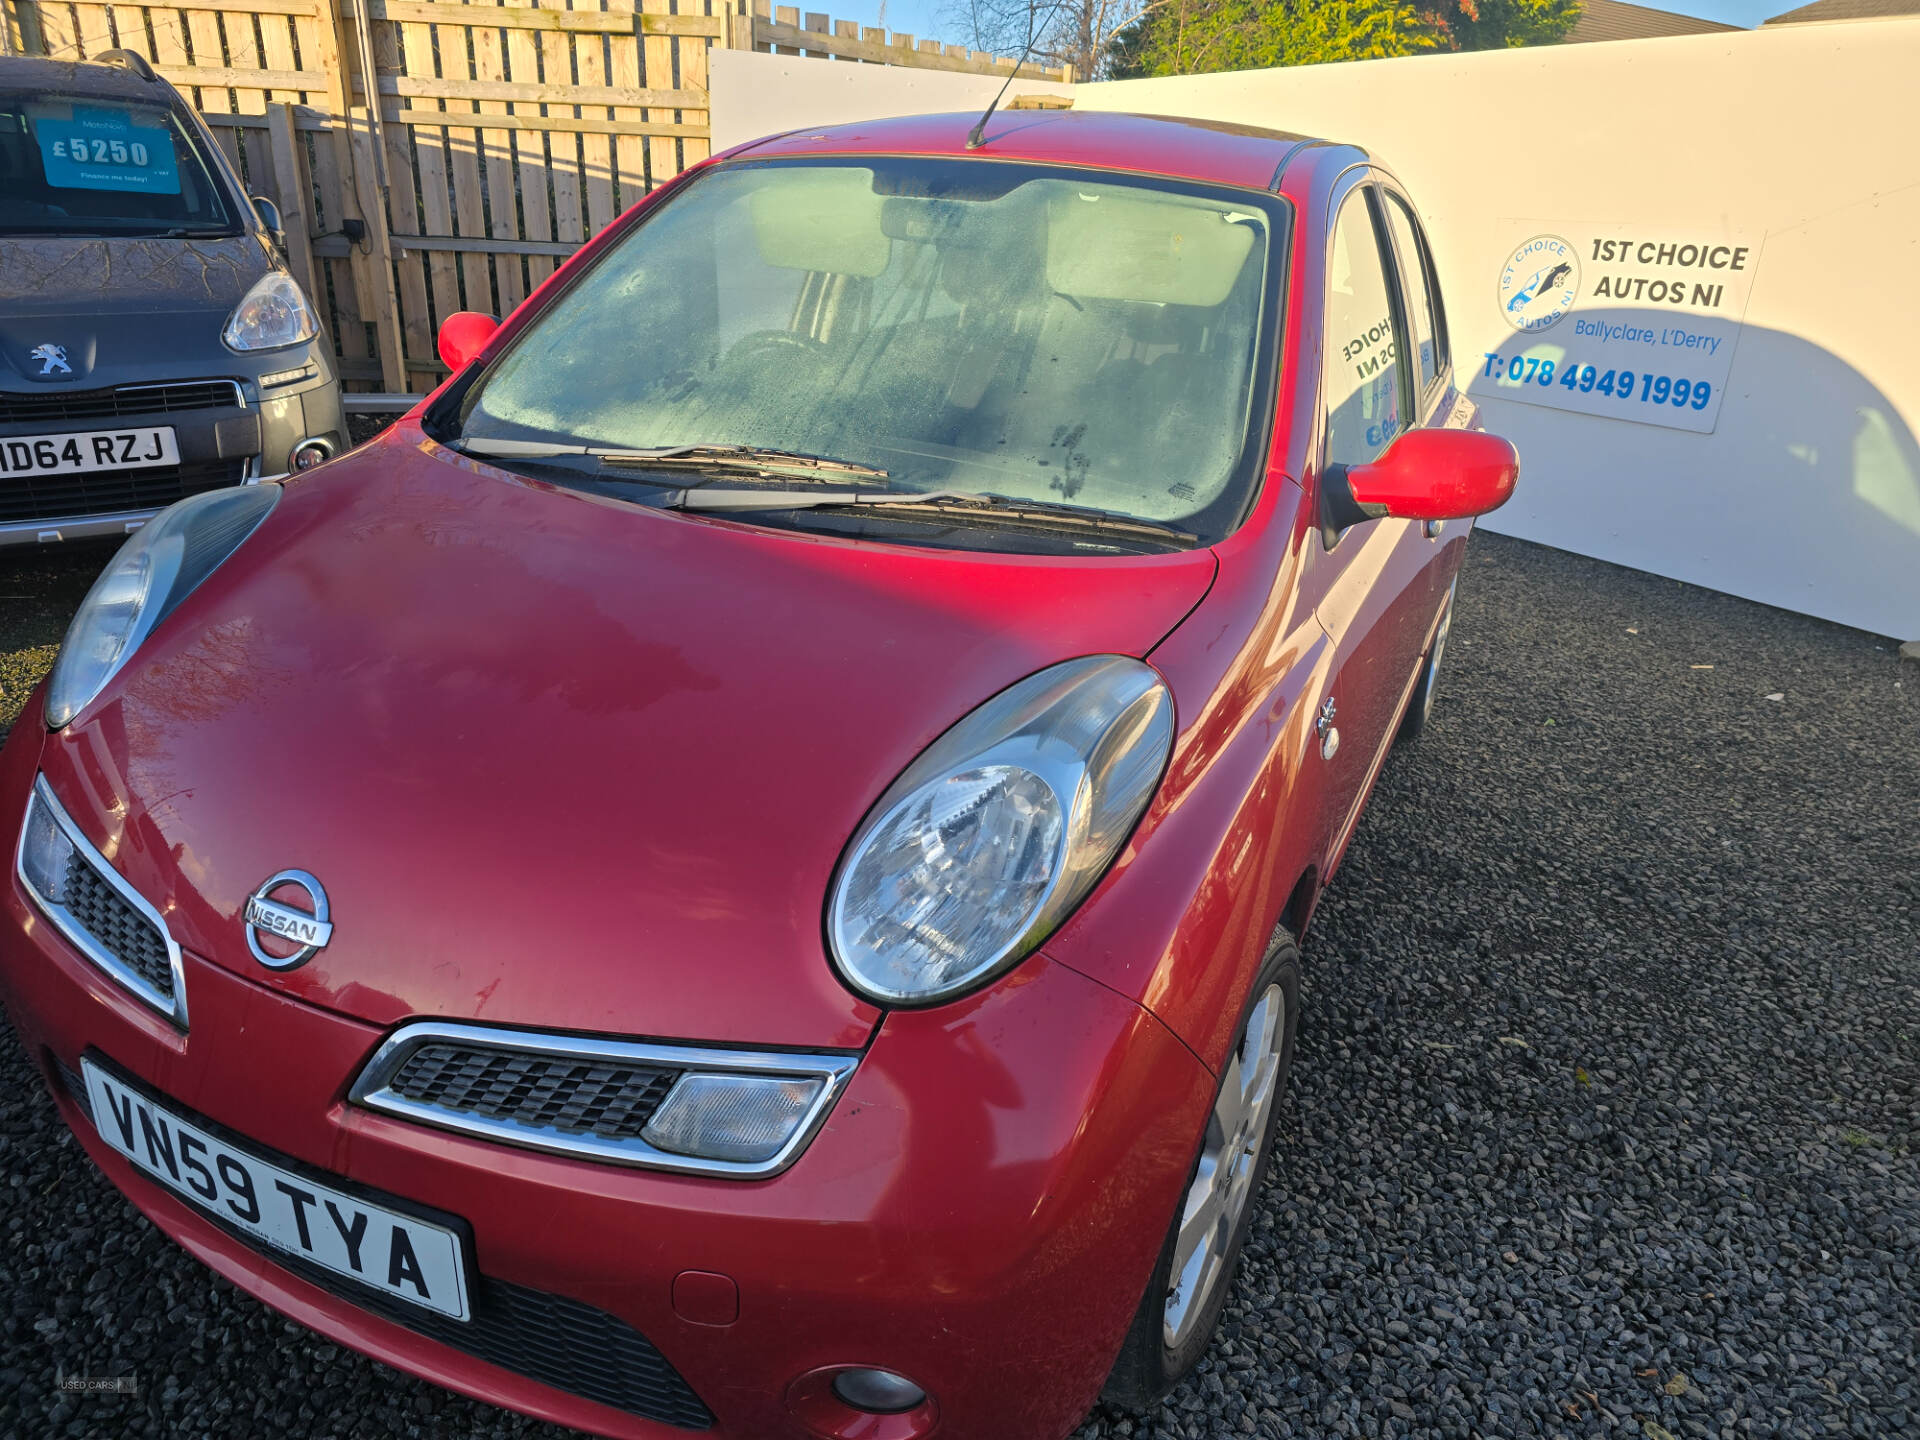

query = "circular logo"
243;869;333;970
1497;234;1581;333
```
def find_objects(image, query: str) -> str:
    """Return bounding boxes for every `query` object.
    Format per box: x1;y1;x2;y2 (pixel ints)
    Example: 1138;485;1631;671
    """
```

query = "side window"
1384;193;1445;398
1323;188;1404;469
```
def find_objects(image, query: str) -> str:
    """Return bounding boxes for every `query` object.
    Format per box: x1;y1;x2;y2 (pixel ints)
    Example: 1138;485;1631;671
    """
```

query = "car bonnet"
0;234;270;388
34;424;1219;1050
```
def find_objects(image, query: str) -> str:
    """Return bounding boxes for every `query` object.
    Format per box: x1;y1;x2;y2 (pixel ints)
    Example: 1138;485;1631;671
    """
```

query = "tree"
1109;0;1442;76
950;0;1147;80
1441;0;1582;50
1104;0;1579;77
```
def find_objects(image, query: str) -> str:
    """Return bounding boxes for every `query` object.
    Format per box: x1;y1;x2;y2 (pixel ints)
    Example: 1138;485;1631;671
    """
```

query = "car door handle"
1316;696;1340;760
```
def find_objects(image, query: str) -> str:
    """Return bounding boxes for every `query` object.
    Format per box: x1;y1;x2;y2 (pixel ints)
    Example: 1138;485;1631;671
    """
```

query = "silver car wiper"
459;438;887;481
664;487;1199;545
665;487;979;512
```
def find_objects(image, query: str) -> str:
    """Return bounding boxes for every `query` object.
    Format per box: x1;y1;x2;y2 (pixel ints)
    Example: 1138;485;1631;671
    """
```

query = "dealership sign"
1469;222;1762;434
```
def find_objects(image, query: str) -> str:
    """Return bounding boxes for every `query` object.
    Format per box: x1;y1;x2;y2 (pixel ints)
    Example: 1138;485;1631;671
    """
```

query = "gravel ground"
0;544;104;742
3;530;1916;1440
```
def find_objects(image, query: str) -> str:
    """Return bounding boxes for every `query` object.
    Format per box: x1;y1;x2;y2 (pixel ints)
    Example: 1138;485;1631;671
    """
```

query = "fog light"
19;786;76;905
829;1369;926;1415
290;438;334;471
640;1072;823;1164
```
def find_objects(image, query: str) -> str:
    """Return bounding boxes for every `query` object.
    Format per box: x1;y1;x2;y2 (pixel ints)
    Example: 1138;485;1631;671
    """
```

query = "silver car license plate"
82;1059;471;1321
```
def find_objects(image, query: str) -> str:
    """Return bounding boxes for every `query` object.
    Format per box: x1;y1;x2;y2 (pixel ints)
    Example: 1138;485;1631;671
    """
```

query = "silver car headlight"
222;271;318;352
44;485;279;729
828;655;1174;1007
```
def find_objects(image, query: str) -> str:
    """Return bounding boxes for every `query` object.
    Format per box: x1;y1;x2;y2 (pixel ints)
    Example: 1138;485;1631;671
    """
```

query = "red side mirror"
437;311;500;374
1345;428;1519;522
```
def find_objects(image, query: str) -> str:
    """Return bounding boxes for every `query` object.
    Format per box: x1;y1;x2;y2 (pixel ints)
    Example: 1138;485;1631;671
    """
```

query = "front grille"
21;780;181;1025
354;1024;857;1177
60;855;175;999
52;1053;91;1117
0;458;245;525
286;1258;715;1429
387;1043;680;1142
49;1052;713;1429
0;380;244;426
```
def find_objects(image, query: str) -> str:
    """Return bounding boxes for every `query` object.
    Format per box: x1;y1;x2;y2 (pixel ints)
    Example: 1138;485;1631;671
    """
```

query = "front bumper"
0;354;345;547
0;695;1215;1440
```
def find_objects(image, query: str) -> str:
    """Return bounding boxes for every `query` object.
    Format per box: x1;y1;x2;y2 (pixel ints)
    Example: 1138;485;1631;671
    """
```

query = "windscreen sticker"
37;106;180;195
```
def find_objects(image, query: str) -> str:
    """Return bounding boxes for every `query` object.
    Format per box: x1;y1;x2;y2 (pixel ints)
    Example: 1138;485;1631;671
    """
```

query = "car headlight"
45;485;279;729
222;271;318;352
828;655;1174;1007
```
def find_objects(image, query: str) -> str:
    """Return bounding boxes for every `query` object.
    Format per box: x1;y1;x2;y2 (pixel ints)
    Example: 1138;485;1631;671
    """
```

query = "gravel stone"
3;530;1916;1440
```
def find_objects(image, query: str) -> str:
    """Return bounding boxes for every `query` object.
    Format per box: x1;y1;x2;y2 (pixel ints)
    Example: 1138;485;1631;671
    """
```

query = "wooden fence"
0;0;1060;394
737;5;1071;80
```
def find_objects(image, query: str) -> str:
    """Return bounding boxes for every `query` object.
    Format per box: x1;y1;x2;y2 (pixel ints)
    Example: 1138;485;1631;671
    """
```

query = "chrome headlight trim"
349;1020;859;1179
15;774;188;1030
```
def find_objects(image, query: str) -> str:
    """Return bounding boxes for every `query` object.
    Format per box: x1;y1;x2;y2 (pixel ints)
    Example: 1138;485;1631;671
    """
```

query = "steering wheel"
725;330;828;367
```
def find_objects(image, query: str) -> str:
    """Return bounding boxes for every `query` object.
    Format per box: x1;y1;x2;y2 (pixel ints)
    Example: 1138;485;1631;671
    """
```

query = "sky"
846;0;1793;52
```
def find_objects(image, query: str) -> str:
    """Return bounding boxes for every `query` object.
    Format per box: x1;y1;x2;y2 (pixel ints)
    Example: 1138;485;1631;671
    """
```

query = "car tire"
1102;929;1302;1412
1397;575;1458;744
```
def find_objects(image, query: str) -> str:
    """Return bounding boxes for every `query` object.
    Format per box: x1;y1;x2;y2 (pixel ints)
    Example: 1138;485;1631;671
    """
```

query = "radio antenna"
966;1;1065;150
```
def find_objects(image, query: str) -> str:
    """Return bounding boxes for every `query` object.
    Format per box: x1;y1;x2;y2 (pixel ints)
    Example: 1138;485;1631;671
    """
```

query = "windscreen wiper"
663;486;1200;546
458;438;887;481
665;487;978;512
605;445;890;481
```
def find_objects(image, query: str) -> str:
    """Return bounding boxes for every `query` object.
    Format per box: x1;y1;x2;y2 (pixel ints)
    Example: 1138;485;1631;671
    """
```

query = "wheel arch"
1278;866;1320;945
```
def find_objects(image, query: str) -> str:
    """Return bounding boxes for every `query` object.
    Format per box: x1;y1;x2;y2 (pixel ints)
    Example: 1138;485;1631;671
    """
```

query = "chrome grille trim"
350;1021;858;1179
15;775;188;1029
0;379;245;426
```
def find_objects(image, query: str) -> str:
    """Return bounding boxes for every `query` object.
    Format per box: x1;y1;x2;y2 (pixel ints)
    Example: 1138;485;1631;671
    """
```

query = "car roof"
734;110;1348;193
0;55;173;104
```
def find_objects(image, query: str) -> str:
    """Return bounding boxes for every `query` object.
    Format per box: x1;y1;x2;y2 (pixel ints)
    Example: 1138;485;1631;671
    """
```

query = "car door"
1378;179;1462;569
1303;176;1436;874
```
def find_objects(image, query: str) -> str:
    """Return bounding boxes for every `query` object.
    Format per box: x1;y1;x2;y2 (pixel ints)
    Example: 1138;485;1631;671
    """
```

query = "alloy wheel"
1162;982;1287;1350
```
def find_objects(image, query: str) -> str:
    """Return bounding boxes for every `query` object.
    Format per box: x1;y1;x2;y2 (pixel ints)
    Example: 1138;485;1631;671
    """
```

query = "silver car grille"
351;1022;858;1178
60;856;176;998
383;1041;681;1142
17;777;186;1028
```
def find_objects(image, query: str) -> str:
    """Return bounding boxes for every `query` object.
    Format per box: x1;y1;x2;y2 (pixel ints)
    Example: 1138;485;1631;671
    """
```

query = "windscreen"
0;90;237;236
456;158;1282;540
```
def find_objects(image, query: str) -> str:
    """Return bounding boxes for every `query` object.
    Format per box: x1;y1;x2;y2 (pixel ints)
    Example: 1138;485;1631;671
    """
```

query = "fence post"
316;0;407;393
2;0;43;55
265;103;320;308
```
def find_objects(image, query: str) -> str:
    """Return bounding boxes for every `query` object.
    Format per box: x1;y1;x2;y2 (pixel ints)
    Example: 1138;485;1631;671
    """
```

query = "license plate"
82;1059;470;1321
0;426;179;477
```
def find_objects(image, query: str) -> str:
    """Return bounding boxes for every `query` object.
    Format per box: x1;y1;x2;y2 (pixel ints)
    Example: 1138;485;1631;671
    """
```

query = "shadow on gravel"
1;531;1915;1440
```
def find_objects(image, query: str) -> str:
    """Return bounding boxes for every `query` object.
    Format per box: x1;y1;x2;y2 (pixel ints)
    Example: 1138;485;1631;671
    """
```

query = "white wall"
710;24;1920;638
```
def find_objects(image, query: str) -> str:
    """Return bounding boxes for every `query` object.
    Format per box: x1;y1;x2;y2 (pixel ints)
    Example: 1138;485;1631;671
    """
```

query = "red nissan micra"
0;111;1514;1440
